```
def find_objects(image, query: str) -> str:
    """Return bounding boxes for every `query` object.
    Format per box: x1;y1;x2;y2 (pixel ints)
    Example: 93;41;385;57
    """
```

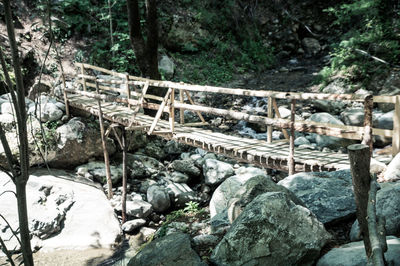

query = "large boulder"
27;95;64;122
382;153;400;182
278;170;356;224
170;159;201;177
350;182;400;241
158;55;175;79
227;175;304;223
114;153;163;179
317;236;400;266
203;159;234;186
147;185;171;212
0;169;121;253
128;232;206;266
209;168;270;218
307;113;355;149
53;117;116;167
211;192;331;266
76;161;123;185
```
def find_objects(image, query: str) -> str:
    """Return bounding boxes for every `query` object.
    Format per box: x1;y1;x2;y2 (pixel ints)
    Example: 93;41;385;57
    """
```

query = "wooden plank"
80;64;87;91
373;95;397;104
148;88;172;135
179;89;184;124
169;88;175;133
288;99;296;175
267;96;273;143
393;95;400;156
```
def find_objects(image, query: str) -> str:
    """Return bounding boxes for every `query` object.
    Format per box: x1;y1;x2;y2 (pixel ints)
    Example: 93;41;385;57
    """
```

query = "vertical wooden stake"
121;129;127;223
272;98;289;140
96;81;113;199
267;96;273;143
80;64;87;91
169;88;175;133
179;89;184;124
393;95;400;157
61;72;70;118
362;94;373;154
288;99;296;175
126;74;131;109
348;144;372;257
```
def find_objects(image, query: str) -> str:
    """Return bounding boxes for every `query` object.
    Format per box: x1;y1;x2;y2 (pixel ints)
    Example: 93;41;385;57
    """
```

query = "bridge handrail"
68;63;399;158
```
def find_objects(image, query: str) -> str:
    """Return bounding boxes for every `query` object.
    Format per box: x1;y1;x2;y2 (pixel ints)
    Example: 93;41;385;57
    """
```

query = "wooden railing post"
125;74;131;109
272;98;289;140
95;80;113;199
169;88;175;133
362;94;373;154
267;96;273;143
393;95;400;157
80;64;87;91
179;88;184;124
288;99;296;175
61;73;70;117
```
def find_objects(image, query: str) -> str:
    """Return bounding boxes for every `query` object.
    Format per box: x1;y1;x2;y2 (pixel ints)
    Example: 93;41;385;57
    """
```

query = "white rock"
122;219;146;233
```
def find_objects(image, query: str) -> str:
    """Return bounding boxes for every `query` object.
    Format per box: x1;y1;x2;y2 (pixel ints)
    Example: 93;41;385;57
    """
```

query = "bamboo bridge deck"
62;63;399;174
68;93;352;172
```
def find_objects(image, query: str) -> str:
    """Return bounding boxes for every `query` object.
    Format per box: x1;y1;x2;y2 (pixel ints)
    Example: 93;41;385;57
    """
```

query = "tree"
126;0;160;81
0;0;34;265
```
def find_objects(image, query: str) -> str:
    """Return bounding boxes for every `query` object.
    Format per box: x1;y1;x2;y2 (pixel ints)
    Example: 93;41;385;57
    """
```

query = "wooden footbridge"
61;63;400;174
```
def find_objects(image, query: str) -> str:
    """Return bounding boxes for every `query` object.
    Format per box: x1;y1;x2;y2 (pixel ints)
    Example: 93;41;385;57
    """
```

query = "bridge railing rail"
65;63;399;168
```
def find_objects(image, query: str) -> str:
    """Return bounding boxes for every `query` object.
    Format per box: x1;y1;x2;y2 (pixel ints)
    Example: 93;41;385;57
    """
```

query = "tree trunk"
126;0;165;113
348;144;372;257
3;0;33;264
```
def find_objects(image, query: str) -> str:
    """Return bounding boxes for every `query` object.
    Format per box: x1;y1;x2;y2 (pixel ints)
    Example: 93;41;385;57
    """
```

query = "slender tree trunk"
3;0;33;264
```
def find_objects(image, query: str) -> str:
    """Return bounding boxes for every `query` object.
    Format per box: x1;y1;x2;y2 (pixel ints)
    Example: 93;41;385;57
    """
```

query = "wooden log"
126;75;131;108
80;64;87;91
180;89;184;124
267;96;273;143
65;88;117;101
173;102;364;139
61;73;70;117
393;95;400;156
367;179;386;265
348;144;371;257
148;88;172;135
169;88;175;133
96;81;113;199
362;95;373;153
288;99;296;175
121;129;127;223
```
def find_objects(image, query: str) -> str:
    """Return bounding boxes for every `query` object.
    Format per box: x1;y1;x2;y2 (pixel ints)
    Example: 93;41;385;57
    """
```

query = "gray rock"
302;37;321;55
164;140;185;155
376;110;394;130
278;170;356;224
341;108;365;126
115;200;153;218
115;153;163;178
308;113;355;149
295;136;310;146
382;153;400;182
170;159;201;177
350;182;400;241
203;159;234;186
170;171;190;183
211;192;331;266
227;175;304;223
192;234;219;247
317;236;400;266
122;219;146;233
76;161;122;185
143;142;166;160
128;233;206;266
0;169;121;253
29;102;63;122
167;182;201;208
147;185;171;212
0;113;15;130
209;169;269;218
210;209;230;235
158;55;175;78
54;118;116;167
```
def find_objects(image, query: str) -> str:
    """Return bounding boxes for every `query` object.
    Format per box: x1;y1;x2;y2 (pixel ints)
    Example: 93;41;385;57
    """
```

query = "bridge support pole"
288;99;296;175
121;129;127;223
96;81;113;199
393;95;400;157
267;96;273;143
